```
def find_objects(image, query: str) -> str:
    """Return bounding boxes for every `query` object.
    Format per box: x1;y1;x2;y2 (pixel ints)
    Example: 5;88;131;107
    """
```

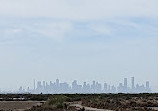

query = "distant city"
15;77;151;94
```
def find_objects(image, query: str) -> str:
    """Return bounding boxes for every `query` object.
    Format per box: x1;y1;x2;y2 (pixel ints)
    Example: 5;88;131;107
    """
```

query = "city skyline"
15;77;151;94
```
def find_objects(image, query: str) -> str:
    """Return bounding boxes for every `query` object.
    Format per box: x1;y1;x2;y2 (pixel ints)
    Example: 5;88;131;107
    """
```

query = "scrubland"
1;93;158;111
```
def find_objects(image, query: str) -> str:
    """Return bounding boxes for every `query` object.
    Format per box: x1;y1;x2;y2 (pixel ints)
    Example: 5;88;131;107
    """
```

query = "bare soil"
69;102;113;111
0;101;45;111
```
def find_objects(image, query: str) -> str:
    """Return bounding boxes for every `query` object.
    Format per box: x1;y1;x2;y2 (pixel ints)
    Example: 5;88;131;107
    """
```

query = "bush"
48;95;69;109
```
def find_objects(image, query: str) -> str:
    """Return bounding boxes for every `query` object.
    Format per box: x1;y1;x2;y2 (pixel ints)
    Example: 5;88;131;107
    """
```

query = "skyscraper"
146;81;149;89
131;77;135;89
124;78;127;89
34;79;35;91
56;79;59;88
104;83;108;91
43;81;45;88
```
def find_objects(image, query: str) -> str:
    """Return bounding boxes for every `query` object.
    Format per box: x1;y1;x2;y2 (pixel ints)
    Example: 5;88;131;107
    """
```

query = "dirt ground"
0;101;45;111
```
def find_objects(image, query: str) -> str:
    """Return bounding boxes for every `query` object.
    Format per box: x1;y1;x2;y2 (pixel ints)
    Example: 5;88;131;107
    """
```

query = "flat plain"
0;101;44;111
1;94;158;111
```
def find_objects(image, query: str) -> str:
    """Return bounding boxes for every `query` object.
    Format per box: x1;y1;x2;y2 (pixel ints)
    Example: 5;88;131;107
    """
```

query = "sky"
0;0;158;92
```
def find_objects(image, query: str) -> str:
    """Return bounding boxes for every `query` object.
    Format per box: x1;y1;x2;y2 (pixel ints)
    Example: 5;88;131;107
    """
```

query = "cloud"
0;0;158;20
5;28;21;34
0;0;157;41
88;24;111;36
36;22;72;41
0;28;22;39
112;19;140;29
0;20;73;41
1;18;158;42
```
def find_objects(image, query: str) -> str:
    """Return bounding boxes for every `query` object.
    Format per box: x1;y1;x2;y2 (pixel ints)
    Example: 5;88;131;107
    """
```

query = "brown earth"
0;101;45;111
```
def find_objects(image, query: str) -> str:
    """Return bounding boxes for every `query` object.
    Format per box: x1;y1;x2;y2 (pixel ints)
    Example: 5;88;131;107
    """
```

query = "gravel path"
69;103;113;111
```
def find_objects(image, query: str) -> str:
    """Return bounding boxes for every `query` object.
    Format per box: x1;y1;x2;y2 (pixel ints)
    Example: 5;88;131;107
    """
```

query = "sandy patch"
0;101;45;111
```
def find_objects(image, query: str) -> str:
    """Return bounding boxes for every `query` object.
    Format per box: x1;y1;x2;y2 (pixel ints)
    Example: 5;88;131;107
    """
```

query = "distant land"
0;77;150;94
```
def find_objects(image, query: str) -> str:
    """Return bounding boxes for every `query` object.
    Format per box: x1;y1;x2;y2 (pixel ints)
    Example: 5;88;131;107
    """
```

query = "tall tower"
43;81;46;88
34;79;35;91
56;79;59;87
104;83;108;91
131;77;135;89
124;78;127;89
146;81;149;89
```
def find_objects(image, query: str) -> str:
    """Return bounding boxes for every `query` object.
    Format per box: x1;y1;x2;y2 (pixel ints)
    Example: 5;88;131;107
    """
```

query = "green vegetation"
47;95;69;108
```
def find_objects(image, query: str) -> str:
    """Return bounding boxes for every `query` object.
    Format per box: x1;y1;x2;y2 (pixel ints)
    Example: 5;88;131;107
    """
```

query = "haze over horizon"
0;0;158;92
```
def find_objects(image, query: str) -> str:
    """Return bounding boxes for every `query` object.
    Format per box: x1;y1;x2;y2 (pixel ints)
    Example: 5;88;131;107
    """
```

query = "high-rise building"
82;82;87;93
104;83;108;91
91;81;96;93
131;77;135;89
56;79;59;86
146;81;149;89
37;81;42;89
34;79;35;91
43;81;45;88
124;78;127;89
117;83;123;93
55;79;60;91
72;80;77;92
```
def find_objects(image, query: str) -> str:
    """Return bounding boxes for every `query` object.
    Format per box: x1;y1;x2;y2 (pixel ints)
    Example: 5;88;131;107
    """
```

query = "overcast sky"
0;0;158;92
